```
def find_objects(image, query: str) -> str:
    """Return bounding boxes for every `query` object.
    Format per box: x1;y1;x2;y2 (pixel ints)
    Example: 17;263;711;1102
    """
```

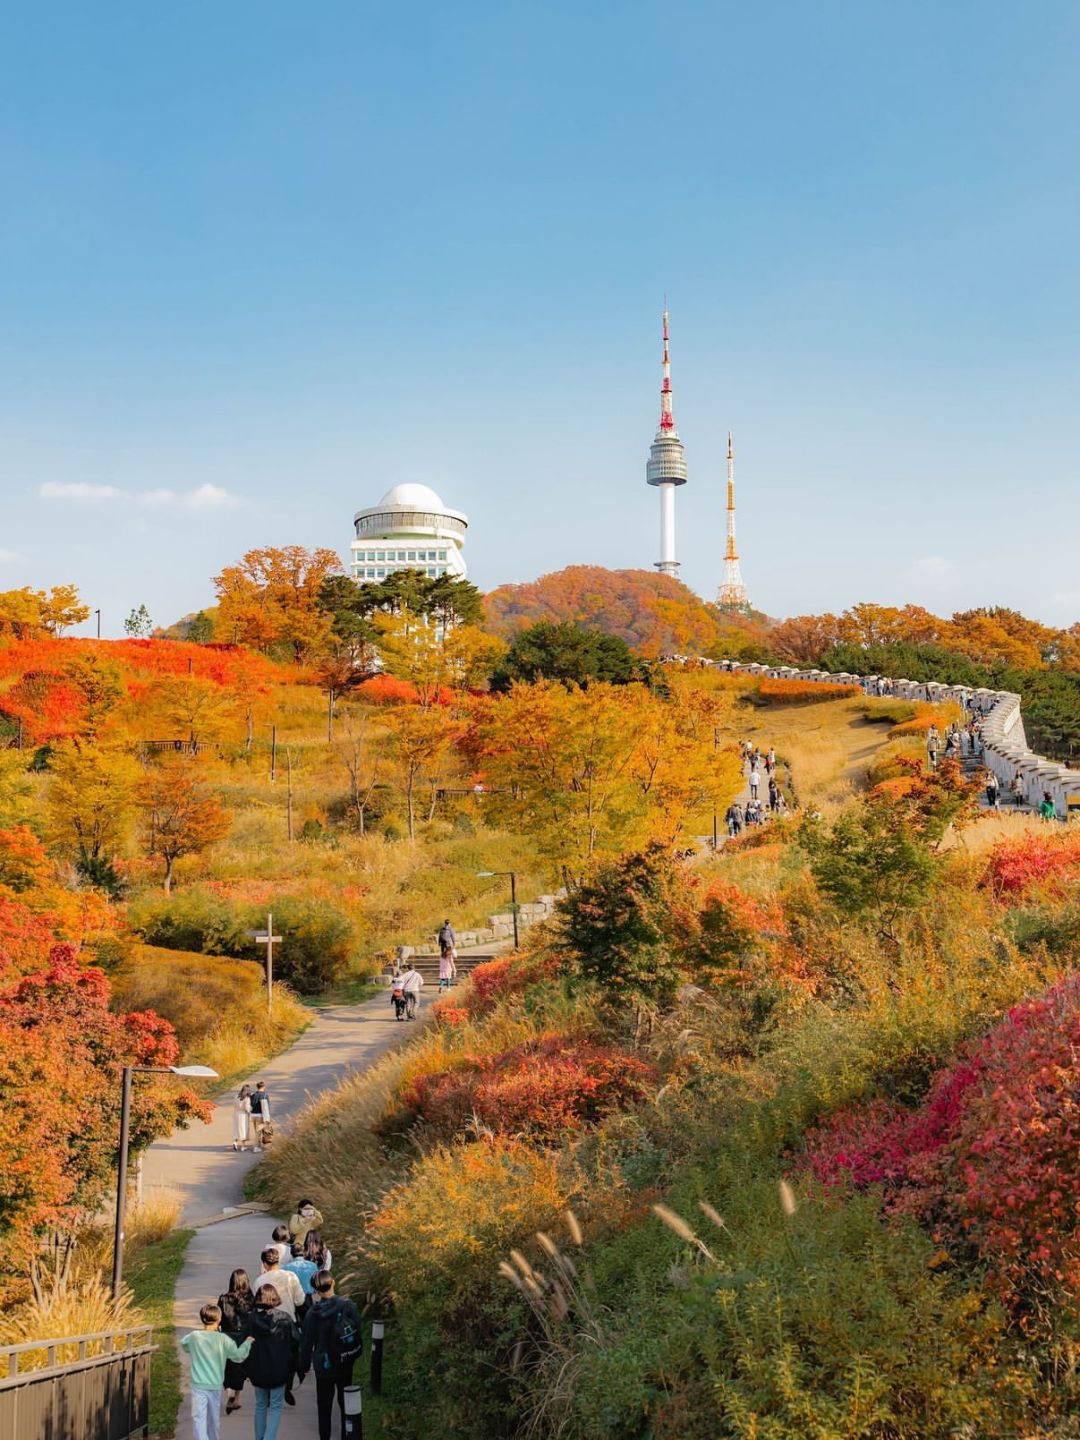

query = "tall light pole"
477;870;518;949
95;608;101;639
112;1063;217;1297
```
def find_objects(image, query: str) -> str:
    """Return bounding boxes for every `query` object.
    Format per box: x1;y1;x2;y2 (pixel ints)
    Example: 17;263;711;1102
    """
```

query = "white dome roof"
378;482;445;510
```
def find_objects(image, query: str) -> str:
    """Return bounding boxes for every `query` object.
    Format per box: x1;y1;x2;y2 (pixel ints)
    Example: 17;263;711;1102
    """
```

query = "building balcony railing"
354;510;467;539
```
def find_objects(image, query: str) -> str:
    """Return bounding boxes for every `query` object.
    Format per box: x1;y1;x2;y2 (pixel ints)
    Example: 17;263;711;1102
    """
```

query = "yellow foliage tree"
374;611;505;706
0;584;90;640
47;745;139;874
381;705;460;840
472;679;740;879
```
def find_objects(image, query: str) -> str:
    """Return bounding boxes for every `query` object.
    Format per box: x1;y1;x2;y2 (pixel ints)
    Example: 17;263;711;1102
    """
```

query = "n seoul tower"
645;307;688;576
716;431;749;607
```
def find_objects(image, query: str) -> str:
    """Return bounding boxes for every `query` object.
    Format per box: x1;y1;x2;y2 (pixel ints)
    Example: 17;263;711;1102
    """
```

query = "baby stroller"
391;983;408;1021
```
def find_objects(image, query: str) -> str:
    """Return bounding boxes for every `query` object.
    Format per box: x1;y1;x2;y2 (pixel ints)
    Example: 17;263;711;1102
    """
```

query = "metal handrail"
0;1326;154;1383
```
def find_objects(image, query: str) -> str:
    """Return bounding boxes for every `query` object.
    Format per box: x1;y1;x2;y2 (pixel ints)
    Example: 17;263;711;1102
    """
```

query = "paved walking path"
144;957;495;1438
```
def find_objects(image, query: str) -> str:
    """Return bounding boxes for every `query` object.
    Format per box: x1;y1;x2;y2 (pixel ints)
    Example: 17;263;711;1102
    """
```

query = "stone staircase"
387;892;565;982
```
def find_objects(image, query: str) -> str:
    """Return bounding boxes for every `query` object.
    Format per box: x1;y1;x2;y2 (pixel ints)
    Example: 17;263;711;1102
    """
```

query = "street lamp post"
477;871;519;949
112;1064;217;1298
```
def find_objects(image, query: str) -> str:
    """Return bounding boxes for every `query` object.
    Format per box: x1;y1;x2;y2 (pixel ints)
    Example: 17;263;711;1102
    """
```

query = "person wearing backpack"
297;1272;363;1440
249;1082;270;1150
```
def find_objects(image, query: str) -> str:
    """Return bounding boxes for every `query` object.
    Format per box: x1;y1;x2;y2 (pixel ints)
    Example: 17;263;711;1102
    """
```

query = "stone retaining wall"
396;892;565;960
722;662;1080;820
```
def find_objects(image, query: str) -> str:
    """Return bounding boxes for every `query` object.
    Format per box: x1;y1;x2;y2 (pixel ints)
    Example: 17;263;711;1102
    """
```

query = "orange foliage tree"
139;756;231;891
214;545;341;662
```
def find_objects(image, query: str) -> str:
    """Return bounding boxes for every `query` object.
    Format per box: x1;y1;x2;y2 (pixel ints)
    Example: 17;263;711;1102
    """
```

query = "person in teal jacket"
181;1302;254;1440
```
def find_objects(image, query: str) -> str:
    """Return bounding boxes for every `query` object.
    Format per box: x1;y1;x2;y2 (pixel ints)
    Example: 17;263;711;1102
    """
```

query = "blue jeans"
253;1386;285;1440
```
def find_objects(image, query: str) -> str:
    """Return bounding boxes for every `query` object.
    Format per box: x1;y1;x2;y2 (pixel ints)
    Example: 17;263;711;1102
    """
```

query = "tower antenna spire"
646;304;688;575
717;430;749;608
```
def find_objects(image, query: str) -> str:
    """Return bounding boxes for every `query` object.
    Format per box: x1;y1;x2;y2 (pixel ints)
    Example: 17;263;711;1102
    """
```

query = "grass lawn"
126;1228;194;1440
304;975;383;1007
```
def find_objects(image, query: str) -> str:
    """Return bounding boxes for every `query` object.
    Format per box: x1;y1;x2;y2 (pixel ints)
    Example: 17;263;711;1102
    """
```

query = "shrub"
129;886;355;993
981;830;1080;902
799;975;1080;1329
756;679;861;705
128;885;243;956
559;844;712;1009
364;1138;568;1301
403;1033;657;1142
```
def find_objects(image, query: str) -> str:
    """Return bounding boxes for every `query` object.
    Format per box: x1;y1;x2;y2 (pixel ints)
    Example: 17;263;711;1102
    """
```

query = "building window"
438;550;447;561
376;551;385;562
407;550;416;561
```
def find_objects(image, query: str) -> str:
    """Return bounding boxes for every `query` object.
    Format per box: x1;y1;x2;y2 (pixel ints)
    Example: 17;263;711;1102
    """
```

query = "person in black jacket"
244;1284;300;1440
217;1268;255;1415
296;1272;362;1440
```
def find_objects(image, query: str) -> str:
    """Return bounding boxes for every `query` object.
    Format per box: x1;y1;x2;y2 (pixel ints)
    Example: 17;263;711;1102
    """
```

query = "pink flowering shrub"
799;975;1080;1326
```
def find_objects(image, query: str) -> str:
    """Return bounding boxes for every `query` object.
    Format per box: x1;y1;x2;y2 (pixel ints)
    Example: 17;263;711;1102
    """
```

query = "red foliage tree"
0;941;210;1244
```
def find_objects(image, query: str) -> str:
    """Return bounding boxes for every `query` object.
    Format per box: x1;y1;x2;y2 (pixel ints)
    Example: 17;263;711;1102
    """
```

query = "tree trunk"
406;774;416;841
163;857;173;893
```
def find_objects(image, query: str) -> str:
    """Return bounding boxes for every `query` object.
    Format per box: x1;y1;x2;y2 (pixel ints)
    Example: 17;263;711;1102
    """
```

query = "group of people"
182;1198;361;1440
388;919;460;1019
927;721;985;770
726;742;787;838
232;1081;272;1153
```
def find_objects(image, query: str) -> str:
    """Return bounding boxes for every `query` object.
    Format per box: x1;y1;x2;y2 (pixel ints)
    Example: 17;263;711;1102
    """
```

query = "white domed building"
350;483;468;584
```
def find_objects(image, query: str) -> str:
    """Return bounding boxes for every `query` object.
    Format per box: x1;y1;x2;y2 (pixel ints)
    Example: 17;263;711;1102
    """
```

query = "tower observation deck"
645;308;687;577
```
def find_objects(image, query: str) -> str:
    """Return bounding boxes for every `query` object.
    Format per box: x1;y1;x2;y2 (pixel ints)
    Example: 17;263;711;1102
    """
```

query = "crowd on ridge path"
180;1195;360;1440
193;923;465;1440
724;703;1057;843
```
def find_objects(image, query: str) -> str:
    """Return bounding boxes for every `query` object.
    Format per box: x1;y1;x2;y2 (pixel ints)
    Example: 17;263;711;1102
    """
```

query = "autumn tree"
214;545;340;661
139;756;230;891
381;705;460;840
124;604;153;637
0;585;90;640
765;613;844;666
491;620;642;690
333;709;386;834
152;674;243;749
47;744;139;889
374;610;504;706
0;940;208;1247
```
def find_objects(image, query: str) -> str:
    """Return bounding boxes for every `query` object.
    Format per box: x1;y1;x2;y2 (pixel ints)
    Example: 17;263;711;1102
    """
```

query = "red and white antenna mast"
717;431;749;607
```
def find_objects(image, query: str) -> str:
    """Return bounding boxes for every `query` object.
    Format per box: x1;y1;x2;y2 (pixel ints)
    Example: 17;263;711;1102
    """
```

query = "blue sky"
2;1;1079;634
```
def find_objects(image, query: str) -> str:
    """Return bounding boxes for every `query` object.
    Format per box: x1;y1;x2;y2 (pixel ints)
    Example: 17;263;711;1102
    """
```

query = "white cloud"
914;555;954;577
0;547;22;562
40;481;244;511
40;481;123;502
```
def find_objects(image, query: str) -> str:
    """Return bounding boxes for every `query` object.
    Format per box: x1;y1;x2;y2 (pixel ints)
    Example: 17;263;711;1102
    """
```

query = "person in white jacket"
399;966;424;1020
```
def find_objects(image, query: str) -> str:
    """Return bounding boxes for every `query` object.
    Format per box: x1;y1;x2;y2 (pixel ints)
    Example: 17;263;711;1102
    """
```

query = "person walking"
218;1270;256;1416
232;1086;253;1153
267;1225;292;1267
749;766;760;800
303;1229;332;1273
1010;773;1025;807
766;747;776;774
985;772;999;809
926;728;939;772
438;949;455;991
249;1082;270;1150
253;1248;306;1321
282;1243;318;1308
725;802;742;839
297;1273;363;1440
399;962;424;1020
244;1285;300;1440
181;1302;253;1440
1040;791;1057;822
437;919;456;959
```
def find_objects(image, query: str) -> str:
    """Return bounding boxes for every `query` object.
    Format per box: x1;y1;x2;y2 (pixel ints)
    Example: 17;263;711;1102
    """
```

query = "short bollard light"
343;1384;363;1439
371;1319;385;1395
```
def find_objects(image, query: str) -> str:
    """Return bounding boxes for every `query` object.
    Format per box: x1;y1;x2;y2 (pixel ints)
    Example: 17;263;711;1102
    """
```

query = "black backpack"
324;1302;362;1372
